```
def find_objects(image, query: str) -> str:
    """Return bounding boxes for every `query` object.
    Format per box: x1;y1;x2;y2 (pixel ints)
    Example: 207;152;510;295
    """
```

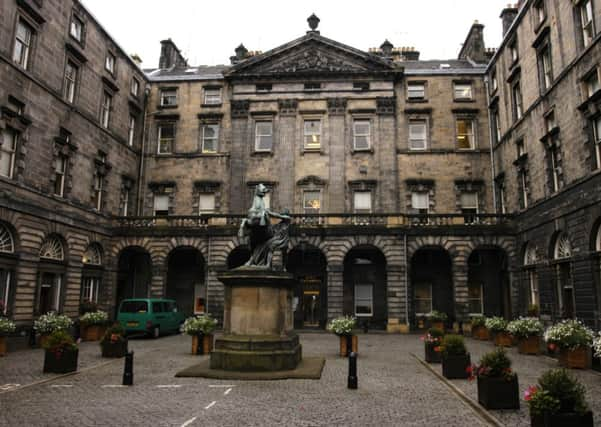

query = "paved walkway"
0;333;599;426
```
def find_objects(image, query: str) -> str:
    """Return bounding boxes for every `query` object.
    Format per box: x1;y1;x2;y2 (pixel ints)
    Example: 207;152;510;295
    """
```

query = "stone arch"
332;236;393;266
406;236;461;261
463;236;515;260
466;245;511;318
115;245;153;308
111;237;160;266
226;245;251;269
82;242;103;266
214;236;247;267
160;237;209;266
0;221;17;254
0;208;22;252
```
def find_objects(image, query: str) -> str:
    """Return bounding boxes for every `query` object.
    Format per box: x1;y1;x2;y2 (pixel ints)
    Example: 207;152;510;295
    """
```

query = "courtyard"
1;333;600;426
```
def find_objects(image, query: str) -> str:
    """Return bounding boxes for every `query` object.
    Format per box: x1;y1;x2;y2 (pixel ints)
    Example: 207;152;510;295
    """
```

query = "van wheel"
152;326;160;339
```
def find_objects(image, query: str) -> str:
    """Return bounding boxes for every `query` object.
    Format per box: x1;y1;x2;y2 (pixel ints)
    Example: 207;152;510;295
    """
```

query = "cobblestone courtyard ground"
1;333;600;427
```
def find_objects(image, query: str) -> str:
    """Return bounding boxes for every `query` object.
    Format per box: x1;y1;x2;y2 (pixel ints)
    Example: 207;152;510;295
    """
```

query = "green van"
117;298;185;338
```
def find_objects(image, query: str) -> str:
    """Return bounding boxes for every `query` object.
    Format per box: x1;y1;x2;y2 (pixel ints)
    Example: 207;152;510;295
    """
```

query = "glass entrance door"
301;276;321;328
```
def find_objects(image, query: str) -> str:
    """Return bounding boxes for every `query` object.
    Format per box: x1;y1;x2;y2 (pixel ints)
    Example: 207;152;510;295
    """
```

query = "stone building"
0;0;599;336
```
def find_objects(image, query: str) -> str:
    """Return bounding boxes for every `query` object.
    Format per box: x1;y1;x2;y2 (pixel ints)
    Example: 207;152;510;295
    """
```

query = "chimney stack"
230;44;249;65
159;39;188;69
500;4;518;37
380;40;393;58
458;20;487;63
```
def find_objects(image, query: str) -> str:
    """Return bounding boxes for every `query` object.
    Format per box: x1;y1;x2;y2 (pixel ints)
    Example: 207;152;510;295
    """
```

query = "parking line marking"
204;401;216;410
180;416;197;427
101;384;127;388
157;384;183;388
0;384;20;391
224;387;232;396
208;384;235;388
50;384;73;388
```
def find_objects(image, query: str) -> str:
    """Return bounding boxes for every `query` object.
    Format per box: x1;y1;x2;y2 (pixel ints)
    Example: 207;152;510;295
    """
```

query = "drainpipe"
136;85;151;215
484;76;498;213
404;233;409;326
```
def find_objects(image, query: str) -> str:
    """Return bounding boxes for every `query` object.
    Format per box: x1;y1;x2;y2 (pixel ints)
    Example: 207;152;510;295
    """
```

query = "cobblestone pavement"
0;333;598;427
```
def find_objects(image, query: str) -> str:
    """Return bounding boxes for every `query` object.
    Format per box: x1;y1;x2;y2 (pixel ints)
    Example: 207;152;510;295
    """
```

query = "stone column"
206;265;225;324
327;264;343;319
150;264;165;298
453;262;469;322
386;264;408;332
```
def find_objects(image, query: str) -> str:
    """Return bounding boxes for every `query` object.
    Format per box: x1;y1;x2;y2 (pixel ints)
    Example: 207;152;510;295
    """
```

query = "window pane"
354;191;371;211
454;84;472;99
460;192;478;208
256;122;272;135
354;121;370;135
160;125;175;139
303;191;321;212
411;192;429;209
154;195;169;211
198;194;215;212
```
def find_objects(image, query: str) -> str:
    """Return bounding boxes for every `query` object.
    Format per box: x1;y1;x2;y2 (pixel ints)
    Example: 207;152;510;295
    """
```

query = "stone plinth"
210;268;302;372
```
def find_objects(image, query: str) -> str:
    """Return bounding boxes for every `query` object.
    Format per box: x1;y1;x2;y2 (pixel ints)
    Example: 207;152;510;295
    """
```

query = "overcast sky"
81;0;511;69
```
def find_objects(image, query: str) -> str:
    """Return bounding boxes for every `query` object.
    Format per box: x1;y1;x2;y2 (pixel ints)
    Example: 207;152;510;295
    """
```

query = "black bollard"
28;326;36;347
346;334;353;357
197;333;204;355
348;352;358;389
122;351;134;386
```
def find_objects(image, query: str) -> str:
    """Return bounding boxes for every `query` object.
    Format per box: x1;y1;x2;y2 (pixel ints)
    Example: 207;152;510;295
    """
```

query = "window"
409;120;427;150
549;147;560;192
411;192;429;215
0;269;11;315
256;83;272;92
53;156;67;197
128;115;136;147
467;282;483;315
492;111;501;144
198;193;216;214
460;192;478;224
519;170;529;209
353;120;371;150
454;83;473;100
80;277;100;303
105;52;115;74
528;270;539;306
70;15;84;42
7;98;23;116
303;190;321;214
100;92;111;128
593;117;601;169
303;120;321;150
512;82;523;121
353;191;372;214
509;39;519;63
0;129;18;179
534;0;546;26
0;224;14;254
154;194;169;216
38;272;62;314
456;119;475;150
579;0;595;48
585;70;599;97
354;283;373;316
497;180;507;214
414;282;432;315
491;70;498;92
120;187;130;216
254;121;273;152
203;88;222;105
13;19;33;69
539;45;553;91
157;124;175;154
407;82;425;100
545;111;556;133
93;174;103;210
160;89;177;107
304;82;321;91
131;78;140;97
64;61;78;103
201;124;219;153
516;139;526;158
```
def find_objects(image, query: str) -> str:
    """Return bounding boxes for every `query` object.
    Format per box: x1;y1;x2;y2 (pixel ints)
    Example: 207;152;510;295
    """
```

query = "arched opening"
227;246;250;269
81;243;104;308
116;247;151;311
522;242;539;309
166;247;205;316
467;247;510;319
286;244;327;329
551;232;574;319
343;245;387;330
0;222;16;316
410;247;453;327
36;234;67;315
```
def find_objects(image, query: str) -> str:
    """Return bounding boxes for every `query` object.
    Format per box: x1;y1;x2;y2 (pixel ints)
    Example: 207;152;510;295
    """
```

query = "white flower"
80;311;108;325
182;314;217;335
544;319;594;350
0;318;16;335
507;317;543;338
327;316;356;335
33;312;73;335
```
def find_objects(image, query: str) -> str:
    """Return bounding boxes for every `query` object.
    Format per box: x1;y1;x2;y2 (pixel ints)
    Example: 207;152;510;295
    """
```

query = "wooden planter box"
101;340;128;358
442;354;471;379
43;348;78;373
81;325;107;342
191;334;214;355
493;331;513;347
339;335;358;357
0;336;6;356
531;411;593;427
472;326;489;340
425;343;442;363
518;336;541;355
477;375;520;409
558;347;592;369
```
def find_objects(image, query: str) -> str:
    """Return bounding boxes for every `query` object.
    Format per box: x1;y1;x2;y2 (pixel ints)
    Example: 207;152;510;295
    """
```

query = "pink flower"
524;385;538;402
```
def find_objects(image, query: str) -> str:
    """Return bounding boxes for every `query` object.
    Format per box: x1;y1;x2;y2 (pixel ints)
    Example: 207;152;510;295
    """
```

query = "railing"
113;213;514;229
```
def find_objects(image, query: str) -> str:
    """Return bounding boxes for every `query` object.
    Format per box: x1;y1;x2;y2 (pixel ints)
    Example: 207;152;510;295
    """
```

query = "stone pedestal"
210;268;302;372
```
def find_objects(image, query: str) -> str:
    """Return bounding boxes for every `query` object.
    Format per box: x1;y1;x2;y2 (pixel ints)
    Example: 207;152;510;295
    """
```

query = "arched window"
0;224;14;253
523;243;538;266
39;235;64;261
523;242;539;307
82;244;102;266
596;225;601;252
553;232;572;260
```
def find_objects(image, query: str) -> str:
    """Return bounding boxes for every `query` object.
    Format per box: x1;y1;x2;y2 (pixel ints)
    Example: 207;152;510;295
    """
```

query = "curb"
410;353;505;427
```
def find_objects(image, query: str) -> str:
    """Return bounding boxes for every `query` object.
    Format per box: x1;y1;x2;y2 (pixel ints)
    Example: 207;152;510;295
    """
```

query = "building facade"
0;0;599;336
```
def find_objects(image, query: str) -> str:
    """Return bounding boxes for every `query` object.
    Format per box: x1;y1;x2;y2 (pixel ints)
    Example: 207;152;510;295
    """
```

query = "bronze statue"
238;184;291;269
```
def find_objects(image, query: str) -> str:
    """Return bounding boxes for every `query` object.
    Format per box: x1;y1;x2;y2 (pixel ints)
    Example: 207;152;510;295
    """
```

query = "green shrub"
474;349;514;379
441;334;467;357
80;310;109;326
43;330;77;352
79;301;98;315
100;323;126;345
471;315;486;327
544;319;594;350
428;327;444;339
34;312;73;335
485;316;508;333
0;318;16;336
538;369;588;414
507;317;544;339
428;310;448;322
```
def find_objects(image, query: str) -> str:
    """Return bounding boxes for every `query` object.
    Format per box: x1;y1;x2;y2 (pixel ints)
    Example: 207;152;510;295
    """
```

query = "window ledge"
406;98;428;103
201;103;223;108
453;98;475;103
157;104;178;110
351;148;374;155
251;150;273;157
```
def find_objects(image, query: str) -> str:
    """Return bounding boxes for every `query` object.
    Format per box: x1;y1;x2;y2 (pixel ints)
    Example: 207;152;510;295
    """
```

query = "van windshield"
120;301;148;313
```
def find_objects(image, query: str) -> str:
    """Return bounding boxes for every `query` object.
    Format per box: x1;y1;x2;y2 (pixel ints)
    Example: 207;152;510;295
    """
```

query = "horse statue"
238;184;291;269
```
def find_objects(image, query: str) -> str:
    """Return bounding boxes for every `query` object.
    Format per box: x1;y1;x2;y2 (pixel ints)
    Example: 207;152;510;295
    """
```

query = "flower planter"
430;321;444;331
0;336;7;356
472;326;489;340
477;375;520;409
191;334;214;355
101;340;128;358
493;331;513;347
81;325;107;341
43;348;78;373
462;322;473;335
425;343;442;363
518;336;541;355
38;334;49;349
339;335;358;357
530;411;593;427
558;347;592;369
442;354;471;379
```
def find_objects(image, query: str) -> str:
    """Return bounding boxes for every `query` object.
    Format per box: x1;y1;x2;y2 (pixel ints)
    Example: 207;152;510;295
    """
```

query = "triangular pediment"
226;33;400;78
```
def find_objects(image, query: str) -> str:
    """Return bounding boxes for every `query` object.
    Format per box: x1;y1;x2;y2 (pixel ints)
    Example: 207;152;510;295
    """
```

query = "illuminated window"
456;119;475;150
303;120;321;150
303;191;321;214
